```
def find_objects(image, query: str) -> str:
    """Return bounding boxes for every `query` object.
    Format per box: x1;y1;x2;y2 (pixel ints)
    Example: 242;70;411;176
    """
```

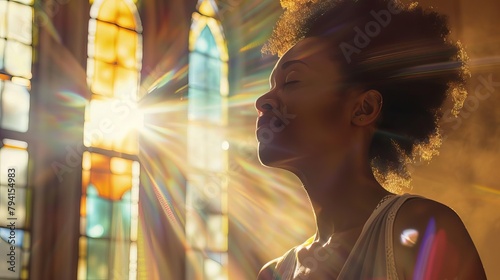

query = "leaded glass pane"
207;214;227;251
0;140;28;187
86;193;111;238
94;20;117;63
0;186;27;228
0;81;30;132
86;238;109;279
186;209;206;249
0;1;7;38
114;65;137;99
4;40;31;79
109;241;130;279
189;51;207;88
6;1;32;44
91;59;114;96
0;39;5;69
116;28;137;69
0;229;23;279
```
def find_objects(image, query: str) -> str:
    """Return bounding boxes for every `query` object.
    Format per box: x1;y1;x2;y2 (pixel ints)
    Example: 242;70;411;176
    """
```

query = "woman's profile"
254;0;487;279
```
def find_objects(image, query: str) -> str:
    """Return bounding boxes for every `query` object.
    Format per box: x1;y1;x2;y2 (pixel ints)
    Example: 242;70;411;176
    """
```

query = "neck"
293;149;391;243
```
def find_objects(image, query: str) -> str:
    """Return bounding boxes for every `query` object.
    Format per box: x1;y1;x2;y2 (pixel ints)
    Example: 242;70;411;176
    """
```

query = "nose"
255;90;279;116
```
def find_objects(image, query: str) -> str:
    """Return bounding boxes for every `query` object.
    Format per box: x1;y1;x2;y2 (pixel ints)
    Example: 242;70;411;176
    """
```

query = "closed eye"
284;80;299;86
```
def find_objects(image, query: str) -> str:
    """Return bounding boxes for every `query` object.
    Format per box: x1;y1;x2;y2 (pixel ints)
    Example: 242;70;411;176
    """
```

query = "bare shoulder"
393;196;486;279
257;257;280;280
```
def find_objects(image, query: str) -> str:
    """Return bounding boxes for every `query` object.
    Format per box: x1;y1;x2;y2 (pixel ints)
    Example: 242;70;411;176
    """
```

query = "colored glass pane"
0;81;30;132
4;40;31;79
116;28;137;68
86;190;111;238
86;238;109;279
109;241;130;278
6;1;32;44
0;39;5;69
91;59;114;96
93;20;117;63
0;139;28;187
114;65;138;99
0;186;28;228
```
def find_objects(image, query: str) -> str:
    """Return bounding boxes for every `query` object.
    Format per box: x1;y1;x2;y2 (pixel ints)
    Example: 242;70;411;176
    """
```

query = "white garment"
272;193;422;280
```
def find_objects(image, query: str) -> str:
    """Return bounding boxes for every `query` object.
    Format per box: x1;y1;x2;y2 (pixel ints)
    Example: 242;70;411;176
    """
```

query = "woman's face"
255;37;361;170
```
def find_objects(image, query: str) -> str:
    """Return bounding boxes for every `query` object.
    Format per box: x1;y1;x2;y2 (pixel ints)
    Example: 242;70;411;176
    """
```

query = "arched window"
0;0;34;279
186;0;229;279
80;0;142;279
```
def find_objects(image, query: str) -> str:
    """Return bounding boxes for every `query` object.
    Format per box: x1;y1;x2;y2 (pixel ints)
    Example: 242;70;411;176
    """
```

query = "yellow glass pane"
116;28;136;69
91;59;114;96
1;81;30;132
110;174;132;200
5;41;32;79
0;1;7;38
90;152;110;171
7;1;32;45
94;0;118;23
89;171;110;197
114;66;137;99
82;151;91;170
94;21;117;63
110;157;132;175
80;195;87;217
117;0;136;30
82;170;90;193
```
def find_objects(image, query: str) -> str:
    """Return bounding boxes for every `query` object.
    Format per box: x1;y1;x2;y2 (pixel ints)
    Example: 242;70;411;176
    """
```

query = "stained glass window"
80;0;142;279
187;1;229;279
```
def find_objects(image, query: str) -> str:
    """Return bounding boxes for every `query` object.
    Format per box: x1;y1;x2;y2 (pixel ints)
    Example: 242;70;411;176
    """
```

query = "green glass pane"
87;238;109;280
109;241;130;279
7;1;32;45
0;230;23;279
0;186;27;228
4;41;31;79
111;200;131;240
1;81;30;132
0;143;28;187
0;1;6;39
86;195;111;238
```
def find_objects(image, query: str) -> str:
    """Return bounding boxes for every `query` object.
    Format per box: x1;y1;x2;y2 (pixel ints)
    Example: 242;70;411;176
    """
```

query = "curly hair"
262;0;469;188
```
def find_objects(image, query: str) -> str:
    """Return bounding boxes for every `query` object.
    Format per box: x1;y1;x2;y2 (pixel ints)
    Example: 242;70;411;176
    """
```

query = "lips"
256;115;284;129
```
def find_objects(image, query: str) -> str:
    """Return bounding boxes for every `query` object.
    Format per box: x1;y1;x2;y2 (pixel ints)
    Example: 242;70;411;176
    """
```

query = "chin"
257;142;297;170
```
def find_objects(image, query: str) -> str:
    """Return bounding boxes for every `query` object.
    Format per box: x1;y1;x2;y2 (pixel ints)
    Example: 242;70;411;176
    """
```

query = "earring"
359;117;364;121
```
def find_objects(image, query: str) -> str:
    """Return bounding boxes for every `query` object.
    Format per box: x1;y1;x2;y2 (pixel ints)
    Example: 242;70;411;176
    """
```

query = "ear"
351;90;383;126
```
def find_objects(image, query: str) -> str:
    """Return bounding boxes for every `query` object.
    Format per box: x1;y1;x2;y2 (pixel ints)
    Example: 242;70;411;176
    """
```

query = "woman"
255;0;486;279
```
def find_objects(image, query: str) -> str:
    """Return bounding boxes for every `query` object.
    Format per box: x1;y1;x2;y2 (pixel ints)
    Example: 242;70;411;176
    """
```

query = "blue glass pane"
0;228;24;247
195;26;219;58
86;195;111;238
207;57;221;91
87;238;109;280
189;52;207;87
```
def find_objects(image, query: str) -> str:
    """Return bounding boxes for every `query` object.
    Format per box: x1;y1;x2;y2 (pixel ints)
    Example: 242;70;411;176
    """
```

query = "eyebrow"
281;59;308;70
